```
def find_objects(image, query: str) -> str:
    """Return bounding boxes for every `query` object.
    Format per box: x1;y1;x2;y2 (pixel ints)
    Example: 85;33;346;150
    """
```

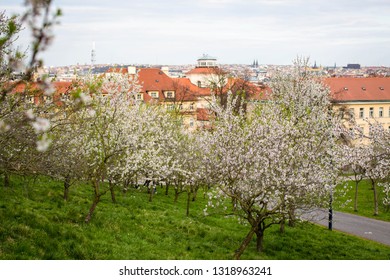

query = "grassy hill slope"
1;175;389;260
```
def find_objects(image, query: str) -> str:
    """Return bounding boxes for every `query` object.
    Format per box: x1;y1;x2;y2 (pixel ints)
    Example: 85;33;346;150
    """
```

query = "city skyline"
3;0;390;67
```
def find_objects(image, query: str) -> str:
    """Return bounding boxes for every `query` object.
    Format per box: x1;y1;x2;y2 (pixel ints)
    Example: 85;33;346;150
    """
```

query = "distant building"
326;77;390;135
196;54;217;68
185;54;225;88
344;64;361;69
251;59;259;68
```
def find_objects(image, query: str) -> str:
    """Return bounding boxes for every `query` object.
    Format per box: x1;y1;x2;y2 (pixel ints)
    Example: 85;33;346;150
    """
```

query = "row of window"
353;107;390;119
25;95;63;103
145;91;175;99
167;103;195;111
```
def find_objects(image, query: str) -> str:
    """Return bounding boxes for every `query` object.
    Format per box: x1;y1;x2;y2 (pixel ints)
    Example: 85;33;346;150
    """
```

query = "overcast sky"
3;0;390;67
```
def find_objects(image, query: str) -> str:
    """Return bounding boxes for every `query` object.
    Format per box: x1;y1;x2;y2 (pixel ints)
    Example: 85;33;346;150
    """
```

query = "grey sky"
3;0;390;66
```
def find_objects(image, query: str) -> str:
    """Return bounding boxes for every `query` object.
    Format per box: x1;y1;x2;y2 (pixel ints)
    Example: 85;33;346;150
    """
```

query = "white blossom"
25;109;35;120
36;133;52;152
31;117;51;133
0;120;11;133
79;92;92;105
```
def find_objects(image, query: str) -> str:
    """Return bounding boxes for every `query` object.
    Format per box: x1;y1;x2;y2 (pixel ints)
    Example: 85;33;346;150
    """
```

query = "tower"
197;54;217;68
91;41;96;66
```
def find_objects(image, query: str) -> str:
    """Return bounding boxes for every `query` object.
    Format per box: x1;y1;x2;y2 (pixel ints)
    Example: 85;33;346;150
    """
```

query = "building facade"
326;77;390;135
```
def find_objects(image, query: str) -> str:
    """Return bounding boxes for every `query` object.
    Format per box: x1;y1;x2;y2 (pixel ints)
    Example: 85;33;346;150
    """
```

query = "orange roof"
324;77;390;102
138;68;174;91
225;77;267;100
185;67;225;75
107;67;129;74
12;81;72;95
52;81;73;94
173;78;211;99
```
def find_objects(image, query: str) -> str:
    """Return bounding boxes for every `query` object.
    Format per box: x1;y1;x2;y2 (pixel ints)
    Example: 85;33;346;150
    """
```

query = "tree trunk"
165;183;169;196
234;226;256;260
63;176;71;201
109;181;116;204
354;180;359;212
85;181;101;223
192;188;198;202
288;207;296;227
255;229;264;253
279;219;285;233
372;179;379;216
174;188;180;203
85;196;100;223
186;190;191;217
4;172;10;187
122;179;130;193
148;185;155;202
231;197;238;212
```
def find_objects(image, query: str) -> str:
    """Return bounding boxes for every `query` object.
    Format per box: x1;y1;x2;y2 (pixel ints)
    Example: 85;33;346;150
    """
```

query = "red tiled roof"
137;68;174;102
225;78;268;100
173;78;211;99
325;77;390;102
185;67;225;75
12;81;72;95
107;67;129;74
52;81;73;94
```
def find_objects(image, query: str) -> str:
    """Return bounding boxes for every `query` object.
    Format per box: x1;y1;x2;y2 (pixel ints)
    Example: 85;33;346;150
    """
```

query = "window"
369;107;374;118
197;81;202;87
189;119;194;127
189;103;194;110
379;107;383;118
135;94;142;100
165;91;174;98
167;104;174;110
149;91;158;98
359;108;364;118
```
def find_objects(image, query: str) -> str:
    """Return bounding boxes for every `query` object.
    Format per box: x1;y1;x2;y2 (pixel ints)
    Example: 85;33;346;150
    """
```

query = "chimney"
161;66;169;76
128;66;136;75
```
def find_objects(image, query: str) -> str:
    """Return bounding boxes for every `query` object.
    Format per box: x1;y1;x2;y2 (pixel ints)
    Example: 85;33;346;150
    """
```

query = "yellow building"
326;77;390;135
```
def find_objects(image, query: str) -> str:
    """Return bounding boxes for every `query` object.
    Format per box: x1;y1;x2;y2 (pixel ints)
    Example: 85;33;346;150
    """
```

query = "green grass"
334;179;390;222
0;175;389;260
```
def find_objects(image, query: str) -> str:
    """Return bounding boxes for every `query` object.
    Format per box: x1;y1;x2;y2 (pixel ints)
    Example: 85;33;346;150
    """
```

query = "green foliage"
1;175;389;260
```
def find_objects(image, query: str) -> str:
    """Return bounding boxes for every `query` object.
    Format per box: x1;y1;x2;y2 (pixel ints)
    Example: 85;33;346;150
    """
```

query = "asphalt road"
303;209;390;247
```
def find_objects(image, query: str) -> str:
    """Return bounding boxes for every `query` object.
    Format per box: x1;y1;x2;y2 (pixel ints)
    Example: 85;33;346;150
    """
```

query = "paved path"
303;209;390;247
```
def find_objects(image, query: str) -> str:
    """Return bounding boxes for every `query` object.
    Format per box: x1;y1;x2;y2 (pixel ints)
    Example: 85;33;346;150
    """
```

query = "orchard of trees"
1;1;389;259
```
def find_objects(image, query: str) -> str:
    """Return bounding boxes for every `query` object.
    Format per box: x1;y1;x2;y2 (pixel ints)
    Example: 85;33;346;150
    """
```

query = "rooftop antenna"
91;41;96;66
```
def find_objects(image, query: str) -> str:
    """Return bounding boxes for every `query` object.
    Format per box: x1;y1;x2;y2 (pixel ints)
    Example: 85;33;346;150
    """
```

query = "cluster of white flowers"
31;117;51;133
0;120;11;133
196;59;345;258
36;133;52;152
381;183;390;207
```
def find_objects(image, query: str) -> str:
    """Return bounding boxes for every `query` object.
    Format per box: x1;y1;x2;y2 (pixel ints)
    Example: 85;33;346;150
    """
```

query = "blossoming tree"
201;59;342;259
